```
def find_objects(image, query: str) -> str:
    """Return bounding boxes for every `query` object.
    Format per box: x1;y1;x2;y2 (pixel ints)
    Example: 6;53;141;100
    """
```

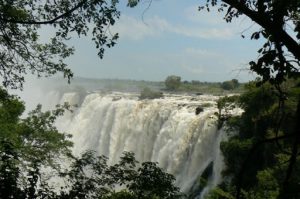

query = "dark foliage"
0;0;120;89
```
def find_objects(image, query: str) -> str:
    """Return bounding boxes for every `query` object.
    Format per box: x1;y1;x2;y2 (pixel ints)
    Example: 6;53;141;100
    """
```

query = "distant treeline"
38;77;245;98
161;75;244;94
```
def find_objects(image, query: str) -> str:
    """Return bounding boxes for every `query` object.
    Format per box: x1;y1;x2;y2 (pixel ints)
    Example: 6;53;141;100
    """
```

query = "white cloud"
184;48;224;59
112;15;235;40
178;47;246;77
183;5;263;39
111;15;159;40
172;26;234;39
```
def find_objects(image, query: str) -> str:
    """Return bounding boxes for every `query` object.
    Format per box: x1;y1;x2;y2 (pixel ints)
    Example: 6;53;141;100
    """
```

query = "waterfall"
48;90;226;198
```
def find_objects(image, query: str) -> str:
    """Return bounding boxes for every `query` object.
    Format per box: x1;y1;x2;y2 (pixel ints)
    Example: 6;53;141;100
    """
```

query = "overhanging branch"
221;0;300;61
0;0;88;25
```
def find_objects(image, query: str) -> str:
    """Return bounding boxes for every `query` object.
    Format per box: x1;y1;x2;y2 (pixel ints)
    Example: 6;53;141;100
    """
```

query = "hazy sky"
56;0;263;82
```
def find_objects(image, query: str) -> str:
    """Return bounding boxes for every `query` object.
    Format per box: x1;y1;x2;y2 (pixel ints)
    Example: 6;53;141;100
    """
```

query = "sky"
51;0;263;82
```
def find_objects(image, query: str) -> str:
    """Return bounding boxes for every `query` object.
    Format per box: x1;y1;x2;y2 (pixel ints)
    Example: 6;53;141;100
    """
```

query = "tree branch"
222;0;300;61
0;0;88;25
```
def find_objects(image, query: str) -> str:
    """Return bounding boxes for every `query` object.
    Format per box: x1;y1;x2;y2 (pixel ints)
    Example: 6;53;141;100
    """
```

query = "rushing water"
12;77;233;198
39;90;226;198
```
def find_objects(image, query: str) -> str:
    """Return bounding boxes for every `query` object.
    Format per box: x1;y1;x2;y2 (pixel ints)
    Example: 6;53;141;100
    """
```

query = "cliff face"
52;91;226;198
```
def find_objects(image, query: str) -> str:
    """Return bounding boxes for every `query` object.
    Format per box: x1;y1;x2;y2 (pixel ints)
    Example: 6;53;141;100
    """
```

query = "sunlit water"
15;79;241;198
40;90;228;198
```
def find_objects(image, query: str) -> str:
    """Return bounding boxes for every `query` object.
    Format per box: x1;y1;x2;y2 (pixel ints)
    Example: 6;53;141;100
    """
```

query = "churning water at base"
45;91;226;198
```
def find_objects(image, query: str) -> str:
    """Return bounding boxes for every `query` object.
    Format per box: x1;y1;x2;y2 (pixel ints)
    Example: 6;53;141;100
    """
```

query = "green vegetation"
220;79;240;90
0;0;120;89
139;87;163;100
46;77;242;95
179;81;225;94
165;75;181;91
208;80;300;198
198;0;300;198
179;80;244;94
57;151;182;199
165;76;243;94
0;87;72;198
0;87;182;198
216;95;239;129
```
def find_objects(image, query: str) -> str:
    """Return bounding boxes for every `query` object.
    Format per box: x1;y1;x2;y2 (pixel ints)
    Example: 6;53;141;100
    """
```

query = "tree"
231;79;239;88
128;161;180;199
221;81;234;90
60;151;182;199
212;80;300;199
221;79;239;90
165;75;181;91
194;0;300;198
0;87;73;198
139;87;163;99
0;0;121;89
201;0;300;83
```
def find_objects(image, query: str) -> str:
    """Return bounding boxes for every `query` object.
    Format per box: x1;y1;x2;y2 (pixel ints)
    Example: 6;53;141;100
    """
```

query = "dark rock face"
187;161;214;199
195;106;204;115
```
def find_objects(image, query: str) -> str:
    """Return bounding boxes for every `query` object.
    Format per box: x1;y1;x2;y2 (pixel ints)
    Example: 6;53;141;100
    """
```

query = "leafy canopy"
213;79;300;199
0;0;121;89
165;75;181;91
0;86;73;198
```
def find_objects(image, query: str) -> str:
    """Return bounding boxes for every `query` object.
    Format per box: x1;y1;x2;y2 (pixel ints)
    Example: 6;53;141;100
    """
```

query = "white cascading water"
45;90;228;198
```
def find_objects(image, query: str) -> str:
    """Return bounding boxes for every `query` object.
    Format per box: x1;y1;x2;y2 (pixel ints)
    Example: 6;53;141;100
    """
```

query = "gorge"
18;80;236;198
50;91;226;198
